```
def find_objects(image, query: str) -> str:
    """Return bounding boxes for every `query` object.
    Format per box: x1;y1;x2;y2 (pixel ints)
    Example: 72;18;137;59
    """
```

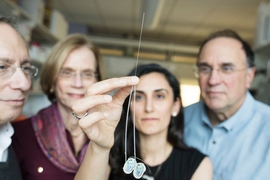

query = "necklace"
153;164;162;178
142;164;163;180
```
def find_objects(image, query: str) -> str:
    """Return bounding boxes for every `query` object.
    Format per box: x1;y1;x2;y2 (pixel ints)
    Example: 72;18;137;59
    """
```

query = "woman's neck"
57;103;84;137
139;132;173;166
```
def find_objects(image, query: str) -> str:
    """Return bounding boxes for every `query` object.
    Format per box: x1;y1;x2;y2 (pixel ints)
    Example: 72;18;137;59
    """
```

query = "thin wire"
132;87;137;158
124;13;145;162
134;12;145;75
133;12;145;160
124;87;133;161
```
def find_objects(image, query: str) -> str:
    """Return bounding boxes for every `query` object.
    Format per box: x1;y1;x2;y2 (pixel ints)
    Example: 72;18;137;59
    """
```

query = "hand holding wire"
71;76;139;150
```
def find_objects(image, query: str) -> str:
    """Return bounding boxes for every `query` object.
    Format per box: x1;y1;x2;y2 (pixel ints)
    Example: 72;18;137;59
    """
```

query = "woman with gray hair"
12;33;102;180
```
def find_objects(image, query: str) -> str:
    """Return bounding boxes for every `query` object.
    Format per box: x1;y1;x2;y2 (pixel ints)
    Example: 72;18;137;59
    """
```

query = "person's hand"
72;76;139;151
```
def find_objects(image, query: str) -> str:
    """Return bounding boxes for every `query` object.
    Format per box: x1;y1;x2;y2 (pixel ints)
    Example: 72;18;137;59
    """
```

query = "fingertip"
103;112;109;117
131;76;139;83
104;95;112;102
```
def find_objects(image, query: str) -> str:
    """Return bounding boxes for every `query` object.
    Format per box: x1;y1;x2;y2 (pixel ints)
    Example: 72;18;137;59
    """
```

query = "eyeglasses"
194;64;248;78
0;64;39;78
58;69;98;80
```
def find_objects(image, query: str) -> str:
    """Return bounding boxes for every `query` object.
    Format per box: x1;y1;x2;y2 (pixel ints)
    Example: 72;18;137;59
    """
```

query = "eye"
63;70;72;75
21;65;31;74
221;65;234;73
84;72;92;77
135;94;144;101
0;64;9;72
198;65;211;73
155;93;165;100
82;71;94;78
60;69;72;76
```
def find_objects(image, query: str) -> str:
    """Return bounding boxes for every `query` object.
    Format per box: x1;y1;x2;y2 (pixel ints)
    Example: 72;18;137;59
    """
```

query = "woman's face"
55;46;97;110
130;72;180;136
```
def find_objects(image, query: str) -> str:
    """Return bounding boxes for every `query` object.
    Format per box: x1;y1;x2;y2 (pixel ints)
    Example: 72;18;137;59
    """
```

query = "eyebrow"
60;67;73;71
221;62;234;66
0;58;12;63
197;62;235;66
0;58;30;65
60;67;95;72
21;60;31;65
136;89;169;95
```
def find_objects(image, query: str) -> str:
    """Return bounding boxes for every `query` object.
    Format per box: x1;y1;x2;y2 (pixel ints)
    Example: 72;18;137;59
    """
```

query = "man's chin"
205;101;226;112
0;109;23;124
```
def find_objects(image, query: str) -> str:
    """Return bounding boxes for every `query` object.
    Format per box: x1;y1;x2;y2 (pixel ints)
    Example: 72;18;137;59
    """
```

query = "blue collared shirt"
184;92;270;180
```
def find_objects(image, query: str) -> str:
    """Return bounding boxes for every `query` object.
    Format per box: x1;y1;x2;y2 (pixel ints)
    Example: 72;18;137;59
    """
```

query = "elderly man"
0;17;38;180
184;29;270;179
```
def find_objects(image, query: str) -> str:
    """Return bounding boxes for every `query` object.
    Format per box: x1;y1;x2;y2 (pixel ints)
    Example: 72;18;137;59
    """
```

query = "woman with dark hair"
73;63;212;180
109;63;212;179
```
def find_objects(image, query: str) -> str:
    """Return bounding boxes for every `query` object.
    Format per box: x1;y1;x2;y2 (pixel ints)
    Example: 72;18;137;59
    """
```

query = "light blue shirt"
184;92;270;180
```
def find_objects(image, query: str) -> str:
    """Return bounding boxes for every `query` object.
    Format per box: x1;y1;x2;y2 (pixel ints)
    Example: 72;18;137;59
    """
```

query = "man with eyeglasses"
184;29;270;179
0;17;38;180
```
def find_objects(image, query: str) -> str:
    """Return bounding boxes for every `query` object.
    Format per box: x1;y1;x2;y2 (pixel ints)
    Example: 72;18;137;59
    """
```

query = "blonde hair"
40;33;102;102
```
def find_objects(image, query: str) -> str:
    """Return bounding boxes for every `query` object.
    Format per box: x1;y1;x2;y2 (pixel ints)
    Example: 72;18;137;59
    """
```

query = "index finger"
85;76;139;96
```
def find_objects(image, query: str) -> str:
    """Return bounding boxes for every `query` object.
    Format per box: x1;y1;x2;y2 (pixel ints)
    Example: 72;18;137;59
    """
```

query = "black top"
109;148;205;180
0;145;22;180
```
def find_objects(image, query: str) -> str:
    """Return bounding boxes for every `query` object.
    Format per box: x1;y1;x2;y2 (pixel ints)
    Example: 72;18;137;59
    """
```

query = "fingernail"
104;95;112;101
131;77;139;82
103;112;109;117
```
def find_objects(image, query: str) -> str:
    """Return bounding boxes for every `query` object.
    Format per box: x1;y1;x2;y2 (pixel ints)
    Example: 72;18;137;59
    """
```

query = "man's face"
0;23;31;124
198;37;254;117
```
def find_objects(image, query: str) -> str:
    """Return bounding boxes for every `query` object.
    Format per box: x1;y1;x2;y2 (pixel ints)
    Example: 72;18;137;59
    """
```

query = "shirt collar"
201;91;254;131
0;122;14;161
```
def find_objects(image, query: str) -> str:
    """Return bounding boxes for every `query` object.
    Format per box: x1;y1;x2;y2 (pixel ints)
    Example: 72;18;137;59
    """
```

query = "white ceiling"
54;0;266;47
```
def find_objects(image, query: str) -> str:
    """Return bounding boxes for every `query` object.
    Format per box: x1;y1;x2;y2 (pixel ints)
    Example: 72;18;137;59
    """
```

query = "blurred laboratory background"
0;0;270;118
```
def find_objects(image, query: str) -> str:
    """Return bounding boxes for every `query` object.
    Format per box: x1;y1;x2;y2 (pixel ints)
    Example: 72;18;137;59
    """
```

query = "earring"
172;112;177;117
50;88;54;93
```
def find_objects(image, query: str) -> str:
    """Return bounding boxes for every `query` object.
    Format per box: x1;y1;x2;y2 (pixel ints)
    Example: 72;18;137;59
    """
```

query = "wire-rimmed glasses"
0;64;38;78
194;63;248;78
58;69;98;80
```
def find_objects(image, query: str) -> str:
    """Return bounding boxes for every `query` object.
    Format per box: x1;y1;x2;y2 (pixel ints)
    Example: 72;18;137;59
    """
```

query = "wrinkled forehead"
198;37;246;66
0;23;29;64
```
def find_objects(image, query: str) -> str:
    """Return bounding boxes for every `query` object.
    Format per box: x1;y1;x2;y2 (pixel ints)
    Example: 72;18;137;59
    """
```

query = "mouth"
4;99;25;106
68;93;84;99
142;118;159;121
205;91;224;99
206;91;222;95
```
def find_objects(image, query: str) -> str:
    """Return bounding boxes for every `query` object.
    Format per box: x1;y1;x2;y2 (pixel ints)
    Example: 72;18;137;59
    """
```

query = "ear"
171;97;181;116
246;67;256;89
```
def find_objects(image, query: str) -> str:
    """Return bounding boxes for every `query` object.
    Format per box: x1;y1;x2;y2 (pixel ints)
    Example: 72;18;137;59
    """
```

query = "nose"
145;97;154;113
10;67;31;91
72;73;83;87
208;69;222;85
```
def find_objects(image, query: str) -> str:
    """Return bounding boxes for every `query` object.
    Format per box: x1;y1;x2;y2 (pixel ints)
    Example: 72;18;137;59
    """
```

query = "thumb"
112;86;133;106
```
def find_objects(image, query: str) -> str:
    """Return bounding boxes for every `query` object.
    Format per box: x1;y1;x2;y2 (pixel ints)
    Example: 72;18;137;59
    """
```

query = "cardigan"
12;119;78;180
0;145;22;180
